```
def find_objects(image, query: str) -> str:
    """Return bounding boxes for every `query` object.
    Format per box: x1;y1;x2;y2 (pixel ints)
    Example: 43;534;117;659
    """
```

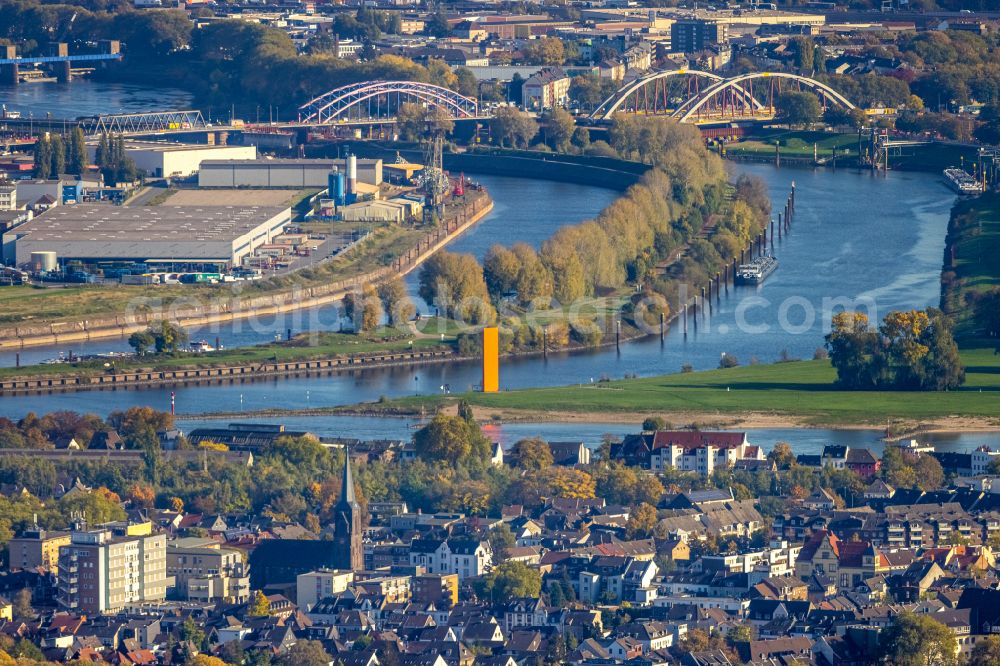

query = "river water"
1;80;194;119
3;84;991;453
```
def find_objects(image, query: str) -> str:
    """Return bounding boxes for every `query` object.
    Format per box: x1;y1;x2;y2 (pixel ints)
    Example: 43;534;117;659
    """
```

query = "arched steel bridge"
299;80;479;124
591;70;856;123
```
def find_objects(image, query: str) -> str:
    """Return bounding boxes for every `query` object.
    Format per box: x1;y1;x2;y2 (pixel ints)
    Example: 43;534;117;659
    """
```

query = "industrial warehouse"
2;203;291;270
198;157;382;189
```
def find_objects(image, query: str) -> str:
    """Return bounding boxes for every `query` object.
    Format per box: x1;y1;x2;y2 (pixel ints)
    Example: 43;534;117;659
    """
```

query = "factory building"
198;158;382;189
2;203;290;269
86;141;257;178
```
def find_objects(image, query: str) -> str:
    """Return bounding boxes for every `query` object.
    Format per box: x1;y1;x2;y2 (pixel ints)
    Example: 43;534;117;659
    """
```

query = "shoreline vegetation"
336;191;1000;433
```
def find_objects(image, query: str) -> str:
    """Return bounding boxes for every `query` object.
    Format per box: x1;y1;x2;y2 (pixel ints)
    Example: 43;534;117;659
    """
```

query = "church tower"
332;448;363;571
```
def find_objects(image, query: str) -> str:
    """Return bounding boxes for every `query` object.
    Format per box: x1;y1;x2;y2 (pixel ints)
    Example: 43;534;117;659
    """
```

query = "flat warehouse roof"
15;204;288;242
9;204;289;260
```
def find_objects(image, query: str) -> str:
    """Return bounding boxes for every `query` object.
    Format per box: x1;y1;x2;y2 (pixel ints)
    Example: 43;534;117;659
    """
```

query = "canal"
0;164;959;422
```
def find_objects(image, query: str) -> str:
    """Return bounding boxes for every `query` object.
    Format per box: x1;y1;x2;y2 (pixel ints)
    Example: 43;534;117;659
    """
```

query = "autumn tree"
521;37;565;65
768;442;796;470
878;612;958;666
418;251;496;324
969;635;1000;666
12;588;32;621
642;416;666;431
825;309;964;390
274;640;332;666
248;590;270;617
378;277;415;327
483;245;521;303
511;437;554;471
511;243;553;307
546;107;575;152
490;106;538;148
626;502;658;539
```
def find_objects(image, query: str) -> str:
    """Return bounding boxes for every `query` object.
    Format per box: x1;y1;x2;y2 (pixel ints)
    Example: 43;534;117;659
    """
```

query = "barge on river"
944;168;981;195
735;255;778;286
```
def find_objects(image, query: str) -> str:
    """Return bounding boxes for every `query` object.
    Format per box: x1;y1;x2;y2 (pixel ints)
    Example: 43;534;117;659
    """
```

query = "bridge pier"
50;43;71;82
1;46;17;86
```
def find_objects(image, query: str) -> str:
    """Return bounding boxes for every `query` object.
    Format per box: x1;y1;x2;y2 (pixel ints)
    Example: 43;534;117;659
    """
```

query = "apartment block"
167;541;250;603
7;529;71;573
57;529;168;614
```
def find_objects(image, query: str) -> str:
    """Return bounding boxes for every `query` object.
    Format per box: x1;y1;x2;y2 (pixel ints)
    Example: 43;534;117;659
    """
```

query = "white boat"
944;168;980;195
189;341;216;353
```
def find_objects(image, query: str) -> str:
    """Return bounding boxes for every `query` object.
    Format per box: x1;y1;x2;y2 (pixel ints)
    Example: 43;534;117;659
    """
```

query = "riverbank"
727;128;978;173
345;346;1000;429
941;191;1000;340
0;192;492;350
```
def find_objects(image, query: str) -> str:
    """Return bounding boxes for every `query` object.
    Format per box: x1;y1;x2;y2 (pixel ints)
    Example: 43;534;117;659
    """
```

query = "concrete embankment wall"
0;195;493;350
0;348;465;395
350;144;649;191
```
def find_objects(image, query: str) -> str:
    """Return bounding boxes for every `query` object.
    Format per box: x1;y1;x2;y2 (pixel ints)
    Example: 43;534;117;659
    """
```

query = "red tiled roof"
651;431;746;451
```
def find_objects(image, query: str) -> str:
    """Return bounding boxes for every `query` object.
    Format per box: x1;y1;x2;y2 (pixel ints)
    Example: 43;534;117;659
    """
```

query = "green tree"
48;134;66;179
413;413;491;466
424;11;450;37
474;561;542;603
776;90;822;127
32;134;51;179
488;522;516;561
511;437;553;470
397;102;428;142
878;612;958;666
67;127;88;175
128;331;156;356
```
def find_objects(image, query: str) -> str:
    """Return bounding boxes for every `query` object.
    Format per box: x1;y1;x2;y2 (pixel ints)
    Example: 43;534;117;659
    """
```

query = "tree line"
825;308;965;391
417;115;769;354
31;128;87;179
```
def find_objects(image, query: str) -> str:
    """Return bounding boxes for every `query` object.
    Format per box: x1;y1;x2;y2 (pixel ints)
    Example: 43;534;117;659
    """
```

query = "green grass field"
948;192;1000;339
378;346;1000;426
728;129;860;158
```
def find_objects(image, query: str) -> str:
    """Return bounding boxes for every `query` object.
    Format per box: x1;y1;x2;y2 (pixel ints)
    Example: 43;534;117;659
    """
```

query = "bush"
719;353;740;369
570;320;603;347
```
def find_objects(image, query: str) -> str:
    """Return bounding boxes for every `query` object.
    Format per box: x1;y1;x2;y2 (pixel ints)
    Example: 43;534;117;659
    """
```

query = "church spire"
339;446;356;506
332;446;363;571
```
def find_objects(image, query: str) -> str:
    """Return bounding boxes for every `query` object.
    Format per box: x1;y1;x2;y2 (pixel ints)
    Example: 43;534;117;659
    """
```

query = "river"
3;84;991;453
1;80;194;119
0;163;956;416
